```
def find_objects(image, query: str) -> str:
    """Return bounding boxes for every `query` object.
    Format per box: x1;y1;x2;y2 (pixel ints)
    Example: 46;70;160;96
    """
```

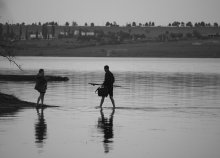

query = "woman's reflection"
97;108;115;153
35;107;47;148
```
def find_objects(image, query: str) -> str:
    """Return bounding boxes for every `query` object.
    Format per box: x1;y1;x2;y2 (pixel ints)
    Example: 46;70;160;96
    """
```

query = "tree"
65;22;69;26
206;23;211;27
106;22;110;27
214;22;219;27
126;23;131;27
19;25;22;40
72;21;77;26
42;24;48;39
113;21;118;26
152;22;155;26
181;22;185;27
194;22;198;27
132;22;136;27
145;22;149;27
0;23;3;40
186;22;193;27
85;22;88;27
9;29;15;39
172;21;180;27
170;32;183;39
90;23;95;27
193;30;202;39
118;31;131;41
6;23;10;38
51;25;55;37
200;21;205;27
36;30;39;39
186;32;193;38
25;26;29;40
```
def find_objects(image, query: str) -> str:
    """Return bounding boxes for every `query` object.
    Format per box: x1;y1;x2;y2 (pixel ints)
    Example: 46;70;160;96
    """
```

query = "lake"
1;57;220;158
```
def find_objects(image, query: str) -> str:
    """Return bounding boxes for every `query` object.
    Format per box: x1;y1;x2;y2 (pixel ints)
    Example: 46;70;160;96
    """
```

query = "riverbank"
0;92;58;115
0;74;68;115
13;39;220;57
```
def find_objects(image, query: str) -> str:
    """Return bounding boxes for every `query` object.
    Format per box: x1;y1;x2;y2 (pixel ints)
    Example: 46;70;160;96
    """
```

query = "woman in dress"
35;69;47;107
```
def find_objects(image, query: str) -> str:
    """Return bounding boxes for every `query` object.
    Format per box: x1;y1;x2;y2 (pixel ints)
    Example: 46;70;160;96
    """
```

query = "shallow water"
1;57;220;158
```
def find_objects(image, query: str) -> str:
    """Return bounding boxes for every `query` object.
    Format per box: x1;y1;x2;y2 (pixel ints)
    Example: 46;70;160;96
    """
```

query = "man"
100;65;116;108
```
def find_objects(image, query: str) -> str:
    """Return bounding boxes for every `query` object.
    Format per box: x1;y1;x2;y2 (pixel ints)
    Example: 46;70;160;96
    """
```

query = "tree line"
1;20;219;28
168;21;219;27
0;20;219;42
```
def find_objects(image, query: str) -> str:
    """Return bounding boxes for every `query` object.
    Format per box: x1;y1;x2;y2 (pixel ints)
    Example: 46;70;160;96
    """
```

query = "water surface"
1;57;220;158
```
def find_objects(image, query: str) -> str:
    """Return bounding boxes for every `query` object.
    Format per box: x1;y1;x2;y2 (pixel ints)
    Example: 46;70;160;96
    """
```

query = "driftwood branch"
0;41;23;71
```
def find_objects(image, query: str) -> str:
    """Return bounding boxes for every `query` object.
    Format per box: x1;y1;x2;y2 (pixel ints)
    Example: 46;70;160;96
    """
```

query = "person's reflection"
35;107;47;148
97;108;115;153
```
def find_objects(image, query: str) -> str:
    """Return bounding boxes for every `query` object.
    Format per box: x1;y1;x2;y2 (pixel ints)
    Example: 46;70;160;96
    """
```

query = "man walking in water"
100;65;116;108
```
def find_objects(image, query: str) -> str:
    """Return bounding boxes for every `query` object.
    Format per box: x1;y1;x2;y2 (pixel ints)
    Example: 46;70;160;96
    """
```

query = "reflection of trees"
117;72;220;106
121;72;220;94
35;108;47;148
97;108;115;153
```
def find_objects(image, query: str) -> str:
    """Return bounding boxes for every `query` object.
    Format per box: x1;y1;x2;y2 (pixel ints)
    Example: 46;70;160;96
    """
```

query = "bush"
186;33;193;38
193;30;202;39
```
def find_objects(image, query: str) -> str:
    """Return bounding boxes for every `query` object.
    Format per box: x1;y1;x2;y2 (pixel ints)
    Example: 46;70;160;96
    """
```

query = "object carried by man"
95;87;108;97
88;83;121;87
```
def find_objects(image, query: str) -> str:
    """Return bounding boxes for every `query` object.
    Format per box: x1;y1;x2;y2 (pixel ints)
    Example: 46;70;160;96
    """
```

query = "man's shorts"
107;86;113;97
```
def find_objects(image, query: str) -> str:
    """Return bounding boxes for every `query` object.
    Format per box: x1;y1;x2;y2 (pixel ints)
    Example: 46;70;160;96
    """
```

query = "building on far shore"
30;32;43;40
1;24;220;41
74;30;95;36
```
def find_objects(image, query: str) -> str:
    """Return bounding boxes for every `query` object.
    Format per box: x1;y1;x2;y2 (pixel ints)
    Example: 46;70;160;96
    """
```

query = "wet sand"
0;92;58;115
0;74;67;115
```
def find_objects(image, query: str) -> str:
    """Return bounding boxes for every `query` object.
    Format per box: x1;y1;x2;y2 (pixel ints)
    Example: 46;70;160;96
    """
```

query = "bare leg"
110;96;115;108
40;93;45;106
100;96;105;108
37;94;41;106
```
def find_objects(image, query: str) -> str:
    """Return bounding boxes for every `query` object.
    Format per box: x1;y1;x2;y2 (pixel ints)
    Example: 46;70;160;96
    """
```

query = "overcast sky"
1;0;220;26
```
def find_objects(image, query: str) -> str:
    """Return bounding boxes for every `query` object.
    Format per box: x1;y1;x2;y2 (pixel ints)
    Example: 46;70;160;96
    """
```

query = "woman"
35;69;47;107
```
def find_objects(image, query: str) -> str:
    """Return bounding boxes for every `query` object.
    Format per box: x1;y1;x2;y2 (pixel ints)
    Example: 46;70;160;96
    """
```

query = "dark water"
0;57;220;158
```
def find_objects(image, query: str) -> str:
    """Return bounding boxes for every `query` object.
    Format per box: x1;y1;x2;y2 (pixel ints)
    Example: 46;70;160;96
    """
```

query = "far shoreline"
12;39;220;58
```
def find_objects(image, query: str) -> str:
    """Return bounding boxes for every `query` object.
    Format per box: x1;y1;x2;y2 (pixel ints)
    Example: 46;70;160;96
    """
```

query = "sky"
0;0;220;26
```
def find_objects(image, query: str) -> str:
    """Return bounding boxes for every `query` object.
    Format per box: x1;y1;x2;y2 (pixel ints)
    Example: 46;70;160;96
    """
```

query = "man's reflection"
35;107;47;148
97;108;115;153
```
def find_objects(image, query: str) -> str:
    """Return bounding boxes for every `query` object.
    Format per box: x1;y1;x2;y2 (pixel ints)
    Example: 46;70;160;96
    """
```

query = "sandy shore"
0;74;67;115
0;92;58;115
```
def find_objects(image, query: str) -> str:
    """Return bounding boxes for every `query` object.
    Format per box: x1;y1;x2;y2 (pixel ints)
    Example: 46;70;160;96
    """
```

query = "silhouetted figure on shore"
35;69;47;107
97;108;115;153
100;65;116;108
35;108;47;148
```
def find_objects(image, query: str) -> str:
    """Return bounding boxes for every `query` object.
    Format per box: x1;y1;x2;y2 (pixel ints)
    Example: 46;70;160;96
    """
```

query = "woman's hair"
39;69;44;73
104;65;109;70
